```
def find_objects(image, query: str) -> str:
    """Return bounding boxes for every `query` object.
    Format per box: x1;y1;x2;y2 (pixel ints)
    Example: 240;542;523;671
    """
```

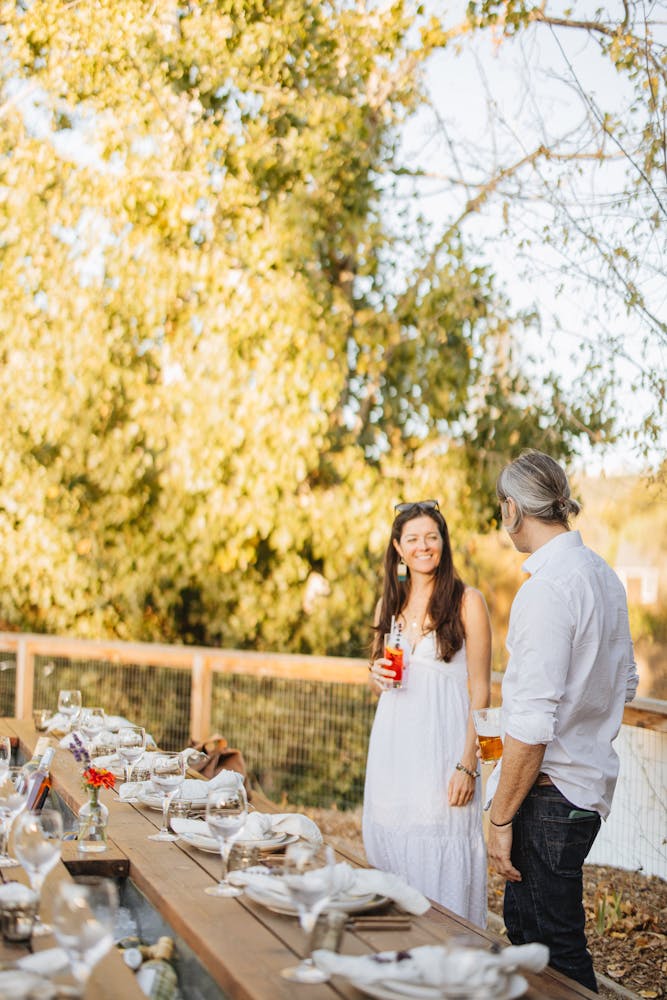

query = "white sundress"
362;633;487;927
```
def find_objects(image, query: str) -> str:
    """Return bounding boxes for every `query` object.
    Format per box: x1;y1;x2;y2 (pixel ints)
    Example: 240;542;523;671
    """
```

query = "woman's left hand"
448;768;475;807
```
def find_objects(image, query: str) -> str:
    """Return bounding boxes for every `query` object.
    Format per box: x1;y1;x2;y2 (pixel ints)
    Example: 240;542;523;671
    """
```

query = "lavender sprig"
70;732;91;770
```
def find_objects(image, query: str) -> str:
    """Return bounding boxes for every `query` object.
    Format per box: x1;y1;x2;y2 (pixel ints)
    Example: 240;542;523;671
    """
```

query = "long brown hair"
372;504;465;663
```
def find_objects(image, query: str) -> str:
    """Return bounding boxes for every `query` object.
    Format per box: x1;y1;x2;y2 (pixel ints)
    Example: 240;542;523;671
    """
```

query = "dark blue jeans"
504;783;601;994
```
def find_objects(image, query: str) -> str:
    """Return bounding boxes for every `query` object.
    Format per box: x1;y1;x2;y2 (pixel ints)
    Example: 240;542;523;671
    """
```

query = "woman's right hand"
368;657;395;693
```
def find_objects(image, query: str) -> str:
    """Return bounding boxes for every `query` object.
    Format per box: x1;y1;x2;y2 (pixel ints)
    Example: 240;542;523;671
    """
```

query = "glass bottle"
24;747;56;811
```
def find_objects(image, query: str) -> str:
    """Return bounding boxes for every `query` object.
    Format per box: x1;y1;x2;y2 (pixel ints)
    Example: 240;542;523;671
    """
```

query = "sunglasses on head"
394;499;440;514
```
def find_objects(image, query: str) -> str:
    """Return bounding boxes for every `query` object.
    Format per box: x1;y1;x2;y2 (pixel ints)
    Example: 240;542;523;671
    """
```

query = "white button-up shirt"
501;530;638;819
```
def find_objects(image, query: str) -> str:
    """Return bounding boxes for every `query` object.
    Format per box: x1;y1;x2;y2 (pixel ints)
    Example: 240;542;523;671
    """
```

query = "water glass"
116;726;146;784
148;752;186;842
204;784;248;897
79;708;106;750
280;842;336;983
13;808;63;935
52;876;118;991
57;690;82;733
0;767;28;868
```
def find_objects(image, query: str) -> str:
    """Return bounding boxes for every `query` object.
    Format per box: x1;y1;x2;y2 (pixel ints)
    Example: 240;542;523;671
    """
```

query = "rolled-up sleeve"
503;579;573;746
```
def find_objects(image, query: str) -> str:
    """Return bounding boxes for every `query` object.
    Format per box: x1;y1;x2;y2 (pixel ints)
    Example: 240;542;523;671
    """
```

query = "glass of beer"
473;708;503;762
383;634;404;689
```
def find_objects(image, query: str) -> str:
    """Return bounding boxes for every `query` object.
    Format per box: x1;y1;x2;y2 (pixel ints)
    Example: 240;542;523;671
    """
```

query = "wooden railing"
0;631;369;741
1;630;664;737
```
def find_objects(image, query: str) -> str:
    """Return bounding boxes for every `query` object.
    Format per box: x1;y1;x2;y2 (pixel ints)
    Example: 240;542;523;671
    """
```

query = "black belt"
534;772;554;787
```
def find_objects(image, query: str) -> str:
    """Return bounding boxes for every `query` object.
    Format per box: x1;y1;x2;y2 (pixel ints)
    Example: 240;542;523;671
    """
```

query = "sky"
397;2;666;476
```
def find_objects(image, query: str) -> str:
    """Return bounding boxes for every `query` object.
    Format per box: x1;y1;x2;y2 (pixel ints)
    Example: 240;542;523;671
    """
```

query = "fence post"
15;638;35;720
190;654;212;741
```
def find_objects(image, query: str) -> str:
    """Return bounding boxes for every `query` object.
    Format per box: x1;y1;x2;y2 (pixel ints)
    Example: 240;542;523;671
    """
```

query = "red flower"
82;766;116;791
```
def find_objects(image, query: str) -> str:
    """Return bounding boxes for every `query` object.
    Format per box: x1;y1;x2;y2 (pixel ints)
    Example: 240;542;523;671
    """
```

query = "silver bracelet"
456;761;480;779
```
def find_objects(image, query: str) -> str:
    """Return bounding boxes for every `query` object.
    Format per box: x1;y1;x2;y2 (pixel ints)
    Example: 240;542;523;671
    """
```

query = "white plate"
245;883;389;916
179;830;295;853
349;973;528;1000
138;790;205;811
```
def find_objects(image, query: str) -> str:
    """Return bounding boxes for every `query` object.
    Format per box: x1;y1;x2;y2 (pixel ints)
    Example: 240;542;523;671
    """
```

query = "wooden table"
1;719;598;1000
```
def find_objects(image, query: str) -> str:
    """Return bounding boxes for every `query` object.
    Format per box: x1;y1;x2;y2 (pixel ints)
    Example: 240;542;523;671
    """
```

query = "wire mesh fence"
0;652;16;716
211;672;376;810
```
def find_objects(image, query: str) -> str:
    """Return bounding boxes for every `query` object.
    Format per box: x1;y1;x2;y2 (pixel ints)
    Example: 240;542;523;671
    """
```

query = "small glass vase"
77;787;109;853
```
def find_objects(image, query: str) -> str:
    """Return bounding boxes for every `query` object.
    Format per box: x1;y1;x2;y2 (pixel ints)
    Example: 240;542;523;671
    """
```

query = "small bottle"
136;936;179;1000
15;738;52;794
24;746;56;811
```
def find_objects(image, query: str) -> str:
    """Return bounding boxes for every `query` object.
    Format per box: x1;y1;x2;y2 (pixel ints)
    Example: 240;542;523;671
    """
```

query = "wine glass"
13;808;63;935
52;876;119;995
0;736;11;782
0;767;28;868
148;752;186;842
204;784;248;897
116;726;146;784
79;708;106;752
58;689;82;733
280;842;336;984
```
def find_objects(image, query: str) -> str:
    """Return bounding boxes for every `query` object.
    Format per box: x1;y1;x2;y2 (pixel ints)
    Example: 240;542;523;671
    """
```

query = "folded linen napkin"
0;970;47;999
16;947;70;976
171;810;322;844
244;862;430;916
119;766;244;802
311;942;549;988
49;713;133;736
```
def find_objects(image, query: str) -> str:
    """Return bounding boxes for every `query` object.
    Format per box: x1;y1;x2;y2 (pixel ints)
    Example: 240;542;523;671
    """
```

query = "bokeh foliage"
0;1;609;653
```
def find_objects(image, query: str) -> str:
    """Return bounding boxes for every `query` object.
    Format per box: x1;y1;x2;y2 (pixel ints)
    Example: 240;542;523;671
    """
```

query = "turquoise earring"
397;560;408;583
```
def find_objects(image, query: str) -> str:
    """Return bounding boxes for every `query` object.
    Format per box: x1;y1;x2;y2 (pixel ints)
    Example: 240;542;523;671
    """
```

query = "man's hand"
487;823;522;882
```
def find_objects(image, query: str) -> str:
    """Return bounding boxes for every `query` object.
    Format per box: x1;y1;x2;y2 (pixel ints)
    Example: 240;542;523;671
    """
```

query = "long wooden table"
1;719;598;1000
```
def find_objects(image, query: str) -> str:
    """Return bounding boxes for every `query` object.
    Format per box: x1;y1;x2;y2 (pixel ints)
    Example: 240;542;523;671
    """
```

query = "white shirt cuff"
505;711;554;745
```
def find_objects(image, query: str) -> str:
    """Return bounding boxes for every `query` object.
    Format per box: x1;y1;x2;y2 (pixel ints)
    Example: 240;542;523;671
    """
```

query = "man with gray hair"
487;450;638;993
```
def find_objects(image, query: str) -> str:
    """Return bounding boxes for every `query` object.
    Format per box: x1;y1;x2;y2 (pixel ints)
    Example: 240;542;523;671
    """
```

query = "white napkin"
312;941;548;988
0;882;36;905
337;865;430;915
119;766;244;802
16;947;70;976
0;970;48;999
49;713;134;736
170;810;322;845
244;862;430;916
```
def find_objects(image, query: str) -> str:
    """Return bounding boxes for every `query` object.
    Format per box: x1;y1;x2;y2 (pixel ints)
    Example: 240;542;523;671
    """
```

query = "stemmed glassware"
148;751;186;842
280;842;336;984
13;808;63;935
52;876;119;996
79;708;106;752
204;784;248;898
0;767;28;868
116;725;146;785
58;689;82;733
0;736;11;782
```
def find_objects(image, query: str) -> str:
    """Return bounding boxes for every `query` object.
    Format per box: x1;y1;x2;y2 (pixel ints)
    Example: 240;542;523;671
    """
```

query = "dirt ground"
308;806;667;1000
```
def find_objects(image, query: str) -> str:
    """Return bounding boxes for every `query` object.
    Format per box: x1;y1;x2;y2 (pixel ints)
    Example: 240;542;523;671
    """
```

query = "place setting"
240;848;429;923
170;802;322;854
309;940;550;1000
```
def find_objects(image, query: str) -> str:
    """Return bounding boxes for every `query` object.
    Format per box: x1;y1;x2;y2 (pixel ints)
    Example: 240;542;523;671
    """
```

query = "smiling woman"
362;502;492;926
